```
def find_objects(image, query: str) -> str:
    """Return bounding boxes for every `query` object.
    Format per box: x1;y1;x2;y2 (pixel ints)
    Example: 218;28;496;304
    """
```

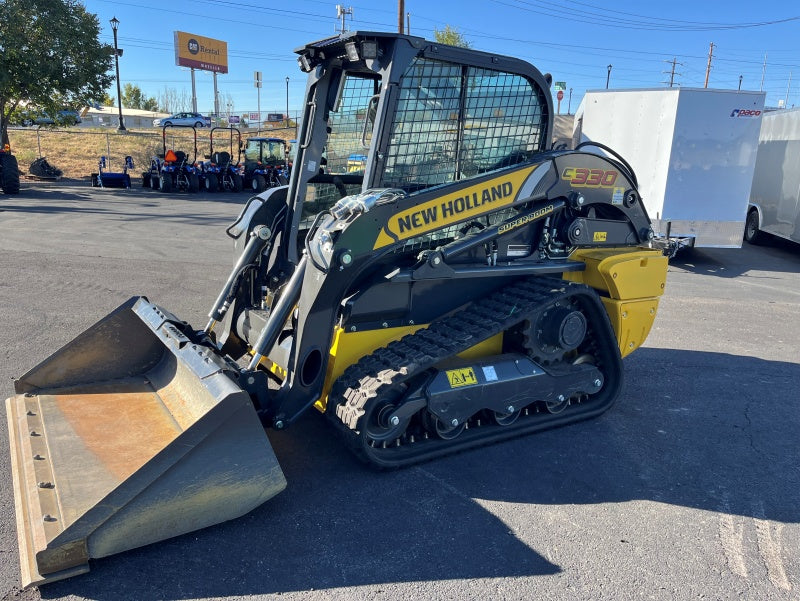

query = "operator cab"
290;31;552;238
244;138;287;165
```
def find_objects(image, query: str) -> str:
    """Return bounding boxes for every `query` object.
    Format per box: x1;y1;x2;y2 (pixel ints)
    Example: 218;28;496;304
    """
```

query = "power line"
492;0;800;31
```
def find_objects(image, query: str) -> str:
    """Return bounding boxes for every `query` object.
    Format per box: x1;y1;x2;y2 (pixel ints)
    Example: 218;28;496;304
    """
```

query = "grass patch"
7;126;295;180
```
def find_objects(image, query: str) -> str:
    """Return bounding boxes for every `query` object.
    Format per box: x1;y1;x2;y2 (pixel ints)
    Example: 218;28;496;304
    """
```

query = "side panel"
577;89;678;220
578;88;766;247
564;248;667;357
663;89;764;246
749;108;800;243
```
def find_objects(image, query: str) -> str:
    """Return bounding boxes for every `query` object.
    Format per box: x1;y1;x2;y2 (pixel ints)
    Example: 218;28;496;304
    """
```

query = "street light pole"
110;17;126;131
285;77;290;131
606;64;612;89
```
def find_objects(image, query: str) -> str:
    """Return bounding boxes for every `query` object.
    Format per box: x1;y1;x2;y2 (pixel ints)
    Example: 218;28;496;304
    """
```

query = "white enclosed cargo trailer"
746;107;800;245
574;88;765;249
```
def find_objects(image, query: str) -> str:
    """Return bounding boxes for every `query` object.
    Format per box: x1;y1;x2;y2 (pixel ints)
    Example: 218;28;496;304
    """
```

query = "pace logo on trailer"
730;108;762;118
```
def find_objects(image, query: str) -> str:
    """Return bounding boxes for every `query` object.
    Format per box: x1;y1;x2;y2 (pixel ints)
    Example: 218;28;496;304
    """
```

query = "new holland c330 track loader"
5;31;668;587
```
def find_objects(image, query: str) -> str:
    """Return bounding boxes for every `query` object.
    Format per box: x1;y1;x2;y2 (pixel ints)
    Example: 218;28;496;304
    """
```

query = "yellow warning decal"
373;165;539;249
593;231;607;242
446;367;478;388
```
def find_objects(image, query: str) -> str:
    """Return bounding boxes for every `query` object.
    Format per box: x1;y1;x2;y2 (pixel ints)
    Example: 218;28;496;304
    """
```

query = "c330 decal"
561;167;618;188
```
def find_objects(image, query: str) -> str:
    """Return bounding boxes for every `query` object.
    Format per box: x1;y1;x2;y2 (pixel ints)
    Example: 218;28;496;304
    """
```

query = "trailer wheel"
188;173;200;193
204;174;218;192
744;209;765;245
232;174;243;192
160;174;173;193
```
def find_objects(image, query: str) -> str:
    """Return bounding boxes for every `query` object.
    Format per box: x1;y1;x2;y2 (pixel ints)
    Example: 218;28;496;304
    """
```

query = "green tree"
101;91;116;107
433;25;471;48
0;0;113;146
121;83;159;112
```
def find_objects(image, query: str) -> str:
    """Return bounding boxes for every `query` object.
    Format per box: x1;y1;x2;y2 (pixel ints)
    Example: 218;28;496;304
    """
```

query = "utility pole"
785;71;792;108
606;64;612;89
663;57;682;88
738;75;743;91
704;42;714;88
761;53;767;91
398;0;404;34
336;5;353;34
568;87;573;115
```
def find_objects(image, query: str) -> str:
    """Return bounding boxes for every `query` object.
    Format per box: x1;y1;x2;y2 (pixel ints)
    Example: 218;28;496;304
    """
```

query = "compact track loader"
6;32;668;587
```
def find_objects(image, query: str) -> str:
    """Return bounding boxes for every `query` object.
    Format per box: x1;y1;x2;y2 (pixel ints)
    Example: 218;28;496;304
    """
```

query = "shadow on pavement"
0;188;249;227
39;347;800;599
670;242;800;279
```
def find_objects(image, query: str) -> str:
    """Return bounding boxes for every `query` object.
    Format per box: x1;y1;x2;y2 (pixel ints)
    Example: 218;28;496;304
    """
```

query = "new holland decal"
373;165;540;249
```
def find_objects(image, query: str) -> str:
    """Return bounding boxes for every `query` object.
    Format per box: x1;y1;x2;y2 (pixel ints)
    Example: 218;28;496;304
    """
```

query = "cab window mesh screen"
326;75;377;174
381;58;546;193
382;60;463;191
460;68;544;176
303;74;377;218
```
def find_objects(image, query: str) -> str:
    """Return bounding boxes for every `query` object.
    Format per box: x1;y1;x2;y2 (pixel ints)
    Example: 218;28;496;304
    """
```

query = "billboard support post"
191;68;198;112
213;72;219;117
255;71;262;129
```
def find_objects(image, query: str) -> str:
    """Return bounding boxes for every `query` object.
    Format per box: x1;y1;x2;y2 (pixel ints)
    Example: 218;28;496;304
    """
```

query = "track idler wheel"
364;401;406;443
543;353;596;414
492;405;522;426
422;411;466;440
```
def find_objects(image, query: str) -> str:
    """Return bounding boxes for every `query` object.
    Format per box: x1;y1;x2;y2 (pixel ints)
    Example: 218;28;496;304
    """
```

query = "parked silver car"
153;112;211;128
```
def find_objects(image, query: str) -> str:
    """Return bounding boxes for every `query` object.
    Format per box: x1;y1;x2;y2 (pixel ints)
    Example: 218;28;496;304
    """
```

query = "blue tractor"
143;124;201;193
242;137;289;192
201;127;244;192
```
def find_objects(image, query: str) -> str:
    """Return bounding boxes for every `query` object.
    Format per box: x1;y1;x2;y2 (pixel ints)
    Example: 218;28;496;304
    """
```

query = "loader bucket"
5;297;286;588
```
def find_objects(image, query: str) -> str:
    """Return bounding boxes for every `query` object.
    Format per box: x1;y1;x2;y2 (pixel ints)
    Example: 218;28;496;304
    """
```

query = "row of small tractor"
141;125;290;194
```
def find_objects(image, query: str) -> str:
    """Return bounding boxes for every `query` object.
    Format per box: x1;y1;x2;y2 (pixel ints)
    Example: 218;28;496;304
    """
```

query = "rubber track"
327;276;622;467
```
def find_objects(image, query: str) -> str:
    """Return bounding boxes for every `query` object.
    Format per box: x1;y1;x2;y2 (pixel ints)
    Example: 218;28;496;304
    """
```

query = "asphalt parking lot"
1;181;798;601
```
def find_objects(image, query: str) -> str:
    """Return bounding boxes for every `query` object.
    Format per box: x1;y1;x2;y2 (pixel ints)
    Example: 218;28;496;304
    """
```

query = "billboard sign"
174;31;228;73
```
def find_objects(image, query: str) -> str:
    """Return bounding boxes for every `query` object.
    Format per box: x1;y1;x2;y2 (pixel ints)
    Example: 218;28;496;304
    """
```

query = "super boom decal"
373;165;542;249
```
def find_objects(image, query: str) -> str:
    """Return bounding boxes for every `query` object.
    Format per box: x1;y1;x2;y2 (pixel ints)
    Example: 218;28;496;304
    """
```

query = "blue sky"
86;0;800;117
